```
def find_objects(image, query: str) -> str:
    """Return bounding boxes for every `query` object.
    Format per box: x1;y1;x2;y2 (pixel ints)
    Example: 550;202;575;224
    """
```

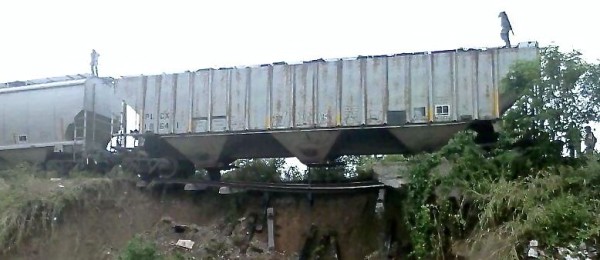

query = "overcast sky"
1;0;598;168
0;0;598;83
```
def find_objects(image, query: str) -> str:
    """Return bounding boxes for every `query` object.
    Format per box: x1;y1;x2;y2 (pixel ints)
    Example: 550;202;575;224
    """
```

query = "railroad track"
140;179;385;194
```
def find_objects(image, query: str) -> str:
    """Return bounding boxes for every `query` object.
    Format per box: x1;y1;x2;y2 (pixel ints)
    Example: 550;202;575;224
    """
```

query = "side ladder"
72;110;88;162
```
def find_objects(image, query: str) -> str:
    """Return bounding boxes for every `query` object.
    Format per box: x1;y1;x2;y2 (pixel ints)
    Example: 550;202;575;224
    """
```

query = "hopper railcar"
114;42;540;180
0;42;540;180
0;75;119;174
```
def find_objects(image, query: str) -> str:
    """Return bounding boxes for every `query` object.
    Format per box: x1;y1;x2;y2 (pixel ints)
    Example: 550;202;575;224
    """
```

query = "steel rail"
144;179;385;193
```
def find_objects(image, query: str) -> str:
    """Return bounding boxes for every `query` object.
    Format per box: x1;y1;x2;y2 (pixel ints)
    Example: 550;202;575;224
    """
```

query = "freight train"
0;42;540;180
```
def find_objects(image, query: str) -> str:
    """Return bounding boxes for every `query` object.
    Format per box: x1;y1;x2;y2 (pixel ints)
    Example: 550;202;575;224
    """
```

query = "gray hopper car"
0;75;120;174
114;41;540;179
0;42;539;180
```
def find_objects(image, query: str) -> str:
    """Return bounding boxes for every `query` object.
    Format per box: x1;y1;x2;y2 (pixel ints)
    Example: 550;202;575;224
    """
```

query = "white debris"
372;162;409;188
219;186;244;194
184;183;207;191
529;240;538;247
526;240;539;258
50;178;62;182
175;239;195;250
527;248;539;258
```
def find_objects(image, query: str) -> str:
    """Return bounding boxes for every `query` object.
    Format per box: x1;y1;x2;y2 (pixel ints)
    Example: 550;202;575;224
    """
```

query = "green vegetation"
203;45;600;259
383;45;600;259
218;156;375;183
221;158;285;182
2;44;600;259
118;234;197;260
0;163;114;255
118;234;162;260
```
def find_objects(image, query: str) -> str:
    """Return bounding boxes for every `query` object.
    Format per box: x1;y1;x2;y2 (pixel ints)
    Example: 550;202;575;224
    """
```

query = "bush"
392;128;600;259
119;234;162;260
0;163;113;255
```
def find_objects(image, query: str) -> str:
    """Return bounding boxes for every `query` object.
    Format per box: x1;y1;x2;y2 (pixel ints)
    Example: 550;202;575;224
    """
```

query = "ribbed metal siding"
272;65;293;129
294;63;315;128
174;73;192;134
118;46;538;135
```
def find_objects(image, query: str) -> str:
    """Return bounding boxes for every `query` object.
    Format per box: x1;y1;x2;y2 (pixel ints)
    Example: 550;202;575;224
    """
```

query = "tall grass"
0;163;113;254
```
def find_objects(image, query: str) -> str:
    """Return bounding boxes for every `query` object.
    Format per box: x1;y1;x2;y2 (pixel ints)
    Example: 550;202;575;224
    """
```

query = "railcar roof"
0;74;91;89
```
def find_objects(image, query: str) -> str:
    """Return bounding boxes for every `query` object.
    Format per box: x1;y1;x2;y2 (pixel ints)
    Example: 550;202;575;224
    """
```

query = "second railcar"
0;75;120;173
114;42;540;174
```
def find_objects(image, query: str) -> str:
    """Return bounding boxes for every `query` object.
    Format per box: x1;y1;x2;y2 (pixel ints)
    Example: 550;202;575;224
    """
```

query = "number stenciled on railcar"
143;113;172;131
158;112;171;130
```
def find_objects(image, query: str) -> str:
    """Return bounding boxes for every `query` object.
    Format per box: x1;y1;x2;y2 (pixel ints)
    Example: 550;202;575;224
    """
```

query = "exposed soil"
2;180;386;260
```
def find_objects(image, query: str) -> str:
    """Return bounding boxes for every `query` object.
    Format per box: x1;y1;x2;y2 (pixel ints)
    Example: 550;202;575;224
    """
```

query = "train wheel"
176;160;196;179
207;169;221;181
157;157;179;180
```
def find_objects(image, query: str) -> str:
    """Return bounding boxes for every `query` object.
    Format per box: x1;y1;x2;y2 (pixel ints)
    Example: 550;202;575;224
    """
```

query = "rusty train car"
0;42;540;180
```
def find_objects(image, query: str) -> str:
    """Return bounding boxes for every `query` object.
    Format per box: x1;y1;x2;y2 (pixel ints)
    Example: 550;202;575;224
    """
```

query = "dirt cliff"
2;179;386;260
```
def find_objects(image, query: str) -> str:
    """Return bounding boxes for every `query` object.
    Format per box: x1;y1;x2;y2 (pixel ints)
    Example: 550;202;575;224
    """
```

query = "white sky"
1;0;598;83
2;0;599;169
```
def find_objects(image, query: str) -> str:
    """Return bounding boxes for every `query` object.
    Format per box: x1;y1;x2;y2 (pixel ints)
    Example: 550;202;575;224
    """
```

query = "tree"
393;45;600;259
501;46;600;156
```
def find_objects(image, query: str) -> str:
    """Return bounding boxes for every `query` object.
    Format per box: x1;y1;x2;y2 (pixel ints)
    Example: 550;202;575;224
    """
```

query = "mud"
2;181;385;260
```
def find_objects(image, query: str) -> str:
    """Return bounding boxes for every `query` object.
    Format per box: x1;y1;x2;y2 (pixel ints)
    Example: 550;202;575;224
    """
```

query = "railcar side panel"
122;45;539;136
294;63;316;128
365;57;387;125
316;61;339;127
271;65;293;129
386;56;409;125
192;70;210;132
143;76;159;133
432;52;454;122
341;59;363;126
174;73;192;134
477;52;495;119
0;77;120;165
0;84;84;147
248;67;269;130
230;68;248;131
409;54;430;123
211;69;229;132
455;52;476;121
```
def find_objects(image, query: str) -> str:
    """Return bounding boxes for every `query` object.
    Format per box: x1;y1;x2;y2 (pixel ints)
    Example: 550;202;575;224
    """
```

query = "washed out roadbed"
0;164;383;260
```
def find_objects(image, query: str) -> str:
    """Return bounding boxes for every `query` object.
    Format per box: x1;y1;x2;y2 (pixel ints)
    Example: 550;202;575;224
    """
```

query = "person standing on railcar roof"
90;49;99;76
498;11;513;48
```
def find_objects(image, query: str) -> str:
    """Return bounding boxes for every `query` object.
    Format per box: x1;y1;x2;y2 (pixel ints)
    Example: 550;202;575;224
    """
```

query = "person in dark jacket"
584;126;597;154
498;11;513;48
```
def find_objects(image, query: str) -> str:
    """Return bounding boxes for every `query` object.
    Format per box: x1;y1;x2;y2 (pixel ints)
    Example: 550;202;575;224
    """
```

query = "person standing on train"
90;49;99;76
498;11;513;48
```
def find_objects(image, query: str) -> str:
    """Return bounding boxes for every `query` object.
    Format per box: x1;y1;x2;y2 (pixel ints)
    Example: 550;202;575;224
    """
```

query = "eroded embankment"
2;179;392;260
